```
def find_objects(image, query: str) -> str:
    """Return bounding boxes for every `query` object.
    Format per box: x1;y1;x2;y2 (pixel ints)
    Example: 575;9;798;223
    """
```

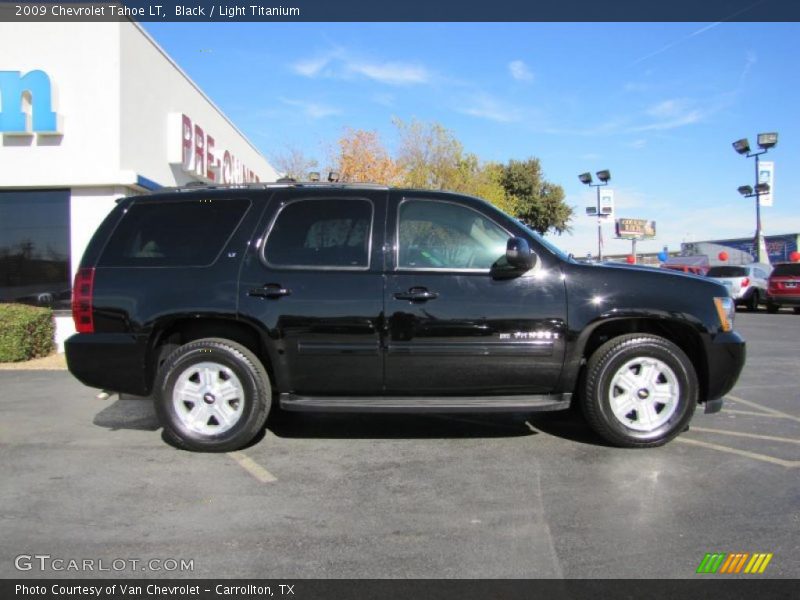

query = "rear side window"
99;198;250;267
264;198;372;269
707;266;747;277
771;263;800;277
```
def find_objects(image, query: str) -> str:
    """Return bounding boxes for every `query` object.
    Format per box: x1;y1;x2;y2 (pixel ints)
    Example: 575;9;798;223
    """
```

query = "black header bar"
1;0;799;22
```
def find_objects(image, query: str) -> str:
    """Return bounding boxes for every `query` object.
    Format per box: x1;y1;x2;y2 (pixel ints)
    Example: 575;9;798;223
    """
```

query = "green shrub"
0;304;56;362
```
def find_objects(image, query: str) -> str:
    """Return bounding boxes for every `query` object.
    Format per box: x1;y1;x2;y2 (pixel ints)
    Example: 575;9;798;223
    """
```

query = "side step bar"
279;393;572;413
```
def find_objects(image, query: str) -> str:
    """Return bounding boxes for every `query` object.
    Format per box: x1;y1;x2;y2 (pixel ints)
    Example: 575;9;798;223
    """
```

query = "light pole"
732;132;778;263
579;170;611;261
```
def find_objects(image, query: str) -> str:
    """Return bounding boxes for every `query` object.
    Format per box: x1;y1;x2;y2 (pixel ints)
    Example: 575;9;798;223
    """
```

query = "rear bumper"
65;333;151;396
767;293;800;307
704;331;746;403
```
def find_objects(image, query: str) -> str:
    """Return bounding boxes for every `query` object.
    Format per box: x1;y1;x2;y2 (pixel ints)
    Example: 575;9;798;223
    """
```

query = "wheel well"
580;318;708;402
150;318;273;386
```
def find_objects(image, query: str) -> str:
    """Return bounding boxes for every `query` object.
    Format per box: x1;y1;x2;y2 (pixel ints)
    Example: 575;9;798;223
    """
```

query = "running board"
279;393;572;413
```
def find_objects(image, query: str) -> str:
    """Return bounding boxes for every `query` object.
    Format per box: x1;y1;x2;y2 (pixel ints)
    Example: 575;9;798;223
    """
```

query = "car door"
237;188;386;395
384;192;567;394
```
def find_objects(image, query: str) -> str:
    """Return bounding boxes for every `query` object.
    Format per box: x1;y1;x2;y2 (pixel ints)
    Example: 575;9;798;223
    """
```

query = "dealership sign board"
586;189;614;218
758;161;774;207
168;113;260;184
616;218;656;239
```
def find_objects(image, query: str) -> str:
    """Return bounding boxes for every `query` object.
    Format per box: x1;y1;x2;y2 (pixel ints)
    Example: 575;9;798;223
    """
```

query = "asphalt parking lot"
1;310;798;579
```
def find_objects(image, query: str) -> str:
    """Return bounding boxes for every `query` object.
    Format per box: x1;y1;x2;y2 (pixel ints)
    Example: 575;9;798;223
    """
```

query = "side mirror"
506;237;535;271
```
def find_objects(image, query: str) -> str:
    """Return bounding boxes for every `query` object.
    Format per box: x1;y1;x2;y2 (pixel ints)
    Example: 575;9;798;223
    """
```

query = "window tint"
771;263;800;277
100;198;249;267
398;199;509;270
264;199;372;269
0;189;70;308
707;266;747;277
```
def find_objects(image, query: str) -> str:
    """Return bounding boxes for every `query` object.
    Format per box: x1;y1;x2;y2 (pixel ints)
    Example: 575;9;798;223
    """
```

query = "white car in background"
706;263;772;311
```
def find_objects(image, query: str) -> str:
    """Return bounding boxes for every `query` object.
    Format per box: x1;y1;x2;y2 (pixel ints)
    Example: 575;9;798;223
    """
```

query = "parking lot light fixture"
757;132;778;150
579;169;612;261
733;132;778;264
732;138;751;155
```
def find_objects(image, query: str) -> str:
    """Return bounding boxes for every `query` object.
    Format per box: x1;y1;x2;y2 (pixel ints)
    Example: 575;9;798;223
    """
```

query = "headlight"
713;297;735;332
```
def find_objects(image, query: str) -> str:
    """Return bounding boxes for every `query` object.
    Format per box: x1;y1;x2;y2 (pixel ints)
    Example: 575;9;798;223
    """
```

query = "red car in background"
767;262;800;313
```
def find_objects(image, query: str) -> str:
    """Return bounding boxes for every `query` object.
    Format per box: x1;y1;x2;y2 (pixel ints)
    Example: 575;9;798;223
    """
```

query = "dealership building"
0;22;279;348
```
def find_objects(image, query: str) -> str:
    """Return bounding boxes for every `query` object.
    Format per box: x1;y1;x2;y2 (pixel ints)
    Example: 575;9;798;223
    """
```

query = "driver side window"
397;199;510;270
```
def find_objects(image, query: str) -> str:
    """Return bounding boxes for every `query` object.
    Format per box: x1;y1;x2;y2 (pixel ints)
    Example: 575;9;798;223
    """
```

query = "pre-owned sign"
168;113;260;184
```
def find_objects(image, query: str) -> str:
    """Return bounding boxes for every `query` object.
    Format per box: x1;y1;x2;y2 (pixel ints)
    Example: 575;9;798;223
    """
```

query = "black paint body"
66;186;745;410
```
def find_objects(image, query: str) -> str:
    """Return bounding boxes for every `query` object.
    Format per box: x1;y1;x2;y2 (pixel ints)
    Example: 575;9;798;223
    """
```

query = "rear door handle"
248;283;291;299
394;287;439;302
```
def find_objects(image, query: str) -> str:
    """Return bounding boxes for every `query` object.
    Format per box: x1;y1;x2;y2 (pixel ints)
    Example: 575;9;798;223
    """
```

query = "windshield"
707;266;747;277
475;196;574;262
518;222;574;262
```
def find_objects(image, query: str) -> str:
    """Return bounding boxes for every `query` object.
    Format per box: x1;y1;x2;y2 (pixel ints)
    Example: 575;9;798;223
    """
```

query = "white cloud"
292;55;334;77
280;98;341;119
291;48;430;86
634;98;704;131
508;60;534;82
348;61;430;85
459;94;522;123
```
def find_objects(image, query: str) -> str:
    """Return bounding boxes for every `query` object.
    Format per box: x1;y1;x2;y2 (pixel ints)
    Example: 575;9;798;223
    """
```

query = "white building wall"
0;22;122;188
119;23;279;187
2;22;279;353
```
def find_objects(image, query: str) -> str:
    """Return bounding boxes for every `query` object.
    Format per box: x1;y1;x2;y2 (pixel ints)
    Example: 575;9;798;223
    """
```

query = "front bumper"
65;333;152;396
704;330;746;403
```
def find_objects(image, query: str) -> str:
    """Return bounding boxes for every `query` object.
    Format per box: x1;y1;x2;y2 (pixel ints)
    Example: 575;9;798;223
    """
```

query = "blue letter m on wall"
0;70;59;133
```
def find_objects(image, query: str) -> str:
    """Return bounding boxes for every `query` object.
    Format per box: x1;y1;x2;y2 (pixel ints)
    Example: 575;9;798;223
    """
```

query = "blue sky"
144;22;800;257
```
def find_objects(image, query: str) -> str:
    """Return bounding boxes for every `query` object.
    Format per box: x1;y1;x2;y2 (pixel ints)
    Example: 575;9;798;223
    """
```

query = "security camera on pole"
579;170;612;261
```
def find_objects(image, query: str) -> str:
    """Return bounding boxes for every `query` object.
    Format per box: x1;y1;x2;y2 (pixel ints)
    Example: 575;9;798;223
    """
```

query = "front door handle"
249;283;291;299
394;287;439;302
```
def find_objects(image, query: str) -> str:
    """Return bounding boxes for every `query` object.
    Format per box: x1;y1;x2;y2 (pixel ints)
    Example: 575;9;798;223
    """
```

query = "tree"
271;146;318;180
500;158;572;235
334;128;400;184
395;118;465;190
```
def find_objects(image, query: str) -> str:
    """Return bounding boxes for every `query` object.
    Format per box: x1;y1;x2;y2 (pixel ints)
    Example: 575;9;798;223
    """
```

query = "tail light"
741;277;750;287
72;267;95;334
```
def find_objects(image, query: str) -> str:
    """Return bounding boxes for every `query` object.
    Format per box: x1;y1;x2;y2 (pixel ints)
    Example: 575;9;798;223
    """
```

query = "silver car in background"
706;263;772;311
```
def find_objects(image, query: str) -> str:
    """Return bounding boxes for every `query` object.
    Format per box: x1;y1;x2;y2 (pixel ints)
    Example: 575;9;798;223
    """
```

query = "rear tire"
767;300;779;314
746;290;759;312
794;307;800;315
582;334;697;448
154;338;271;452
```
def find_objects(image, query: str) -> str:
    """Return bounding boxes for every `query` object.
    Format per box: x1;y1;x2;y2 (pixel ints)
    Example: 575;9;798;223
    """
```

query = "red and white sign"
168;113;260;184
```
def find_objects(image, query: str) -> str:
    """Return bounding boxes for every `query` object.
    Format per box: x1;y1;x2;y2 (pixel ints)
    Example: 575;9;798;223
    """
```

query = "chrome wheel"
172;361;245;435
608;356;680;432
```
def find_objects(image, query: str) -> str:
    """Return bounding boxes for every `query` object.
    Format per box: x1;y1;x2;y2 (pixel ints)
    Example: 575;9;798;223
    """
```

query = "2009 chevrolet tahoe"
65;183;745;452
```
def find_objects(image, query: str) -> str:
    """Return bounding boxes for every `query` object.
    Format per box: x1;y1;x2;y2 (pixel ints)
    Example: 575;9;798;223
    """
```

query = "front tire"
582;334;697;448
154;338;271;452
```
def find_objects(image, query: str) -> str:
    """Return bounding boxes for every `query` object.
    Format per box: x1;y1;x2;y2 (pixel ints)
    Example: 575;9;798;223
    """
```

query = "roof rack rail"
152;181;390;194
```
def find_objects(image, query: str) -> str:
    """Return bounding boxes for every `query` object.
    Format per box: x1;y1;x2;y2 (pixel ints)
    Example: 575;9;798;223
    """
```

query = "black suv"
66;184;745;451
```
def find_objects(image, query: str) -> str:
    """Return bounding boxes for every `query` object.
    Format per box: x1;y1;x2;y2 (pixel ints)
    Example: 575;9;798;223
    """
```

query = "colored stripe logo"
696;552;773;574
